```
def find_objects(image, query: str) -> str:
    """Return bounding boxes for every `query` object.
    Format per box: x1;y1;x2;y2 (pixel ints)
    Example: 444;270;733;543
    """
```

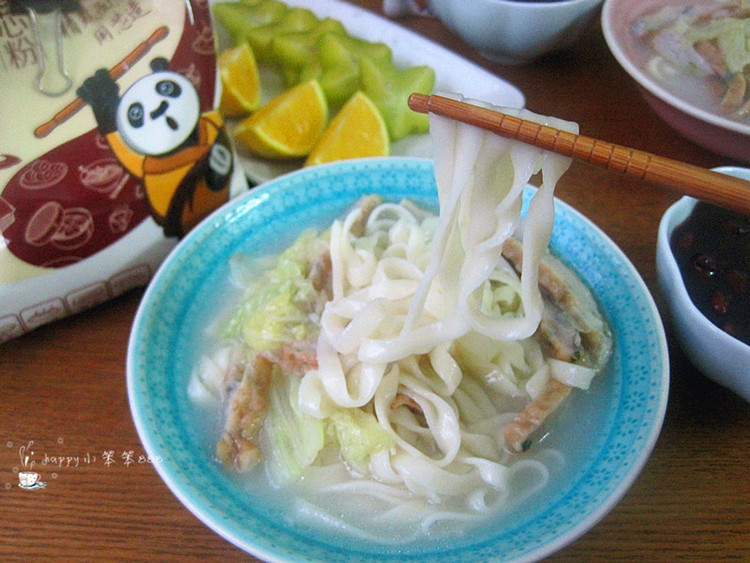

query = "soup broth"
187;99;613;545
628;1;750;126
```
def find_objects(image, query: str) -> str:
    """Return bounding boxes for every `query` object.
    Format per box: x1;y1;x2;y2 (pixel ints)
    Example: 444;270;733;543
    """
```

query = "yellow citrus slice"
233;79;328;159
218;43;261;117
305;91;389;166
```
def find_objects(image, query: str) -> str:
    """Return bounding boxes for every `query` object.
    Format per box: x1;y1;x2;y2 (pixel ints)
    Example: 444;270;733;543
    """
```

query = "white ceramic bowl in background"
428;0;604;65
602;0;750;163
656;166;750;402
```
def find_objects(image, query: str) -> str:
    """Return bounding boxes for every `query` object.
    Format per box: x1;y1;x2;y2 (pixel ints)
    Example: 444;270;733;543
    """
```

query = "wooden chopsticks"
408;92;750;215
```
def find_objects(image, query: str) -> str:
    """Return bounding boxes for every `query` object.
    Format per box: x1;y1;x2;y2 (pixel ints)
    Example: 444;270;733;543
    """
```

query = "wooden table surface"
2;2;749;561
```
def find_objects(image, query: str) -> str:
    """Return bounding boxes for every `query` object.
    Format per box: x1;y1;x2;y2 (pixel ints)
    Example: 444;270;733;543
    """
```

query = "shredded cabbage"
687;16;750;74
222;230;322;351
327;408;394;474
262;373;326;483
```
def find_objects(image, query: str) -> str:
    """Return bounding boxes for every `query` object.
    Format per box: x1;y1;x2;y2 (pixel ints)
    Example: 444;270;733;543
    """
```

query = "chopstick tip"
408;92;430;113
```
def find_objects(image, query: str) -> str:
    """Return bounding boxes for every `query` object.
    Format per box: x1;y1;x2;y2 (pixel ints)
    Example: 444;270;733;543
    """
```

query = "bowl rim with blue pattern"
127;156;669;562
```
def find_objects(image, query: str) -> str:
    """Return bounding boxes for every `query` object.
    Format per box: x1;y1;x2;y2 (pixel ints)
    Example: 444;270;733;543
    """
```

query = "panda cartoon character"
77;57;233;237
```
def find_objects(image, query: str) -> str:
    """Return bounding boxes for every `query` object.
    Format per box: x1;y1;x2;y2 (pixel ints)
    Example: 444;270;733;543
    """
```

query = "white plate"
213;0;525;184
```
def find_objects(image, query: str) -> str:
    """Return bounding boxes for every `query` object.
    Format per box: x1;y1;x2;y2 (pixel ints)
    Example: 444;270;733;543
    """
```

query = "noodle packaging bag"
0;1;248;343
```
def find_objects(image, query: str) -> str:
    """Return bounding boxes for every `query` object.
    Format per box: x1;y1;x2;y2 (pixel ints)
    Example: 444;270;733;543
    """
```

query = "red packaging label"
1;0;231;269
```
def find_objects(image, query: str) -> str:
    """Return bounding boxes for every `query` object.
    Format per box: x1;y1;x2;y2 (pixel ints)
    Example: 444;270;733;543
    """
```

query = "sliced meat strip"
503;379;572;453
536;303;583;363
390;392;423;416
308;195;383;301
692;40;748;113
309;249;333;299
348;194;383;237
501;236;612;452
720;73;747;112
260;340;318;377
215;355;274;472
215;340;319;472
693;39;729;77
501;236;612;368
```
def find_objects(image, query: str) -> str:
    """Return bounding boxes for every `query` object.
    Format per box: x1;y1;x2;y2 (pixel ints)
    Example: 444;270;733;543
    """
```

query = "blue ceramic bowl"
127;157;668;562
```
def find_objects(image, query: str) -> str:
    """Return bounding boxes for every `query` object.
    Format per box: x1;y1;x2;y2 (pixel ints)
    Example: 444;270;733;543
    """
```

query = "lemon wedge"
305;91;389;166
218;44;262;117
234;79;329;159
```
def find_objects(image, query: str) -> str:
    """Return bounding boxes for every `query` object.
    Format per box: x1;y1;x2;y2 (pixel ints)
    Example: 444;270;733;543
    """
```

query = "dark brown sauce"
670;202;750;346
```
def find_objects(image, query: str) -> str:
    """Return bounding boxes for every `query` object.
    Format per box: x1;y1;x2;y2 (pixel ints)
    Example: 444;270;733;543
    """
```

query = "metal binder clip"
9;1;80;97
